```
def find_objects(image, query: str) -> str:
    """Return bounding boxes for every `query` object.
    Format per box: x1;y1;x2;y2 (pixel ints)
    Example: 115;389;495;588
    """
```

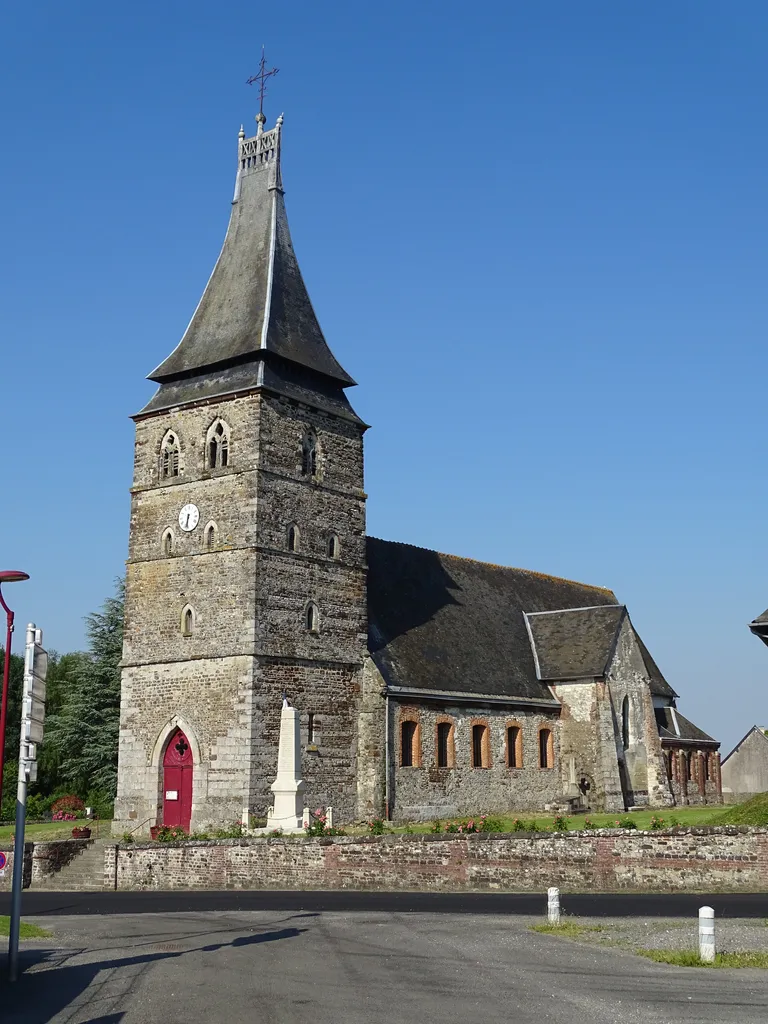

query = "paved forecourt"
1;909;768;1024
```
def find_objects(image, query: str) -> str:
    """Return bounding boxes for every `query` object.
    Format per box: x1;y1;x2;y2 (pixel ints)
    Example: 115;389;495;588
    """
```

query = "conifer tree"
45;579;124;798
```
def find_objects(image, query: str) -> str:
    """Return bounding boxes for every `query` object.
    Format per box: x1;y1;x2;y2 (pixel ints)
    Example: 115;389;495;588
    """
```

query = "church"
113;108;721;835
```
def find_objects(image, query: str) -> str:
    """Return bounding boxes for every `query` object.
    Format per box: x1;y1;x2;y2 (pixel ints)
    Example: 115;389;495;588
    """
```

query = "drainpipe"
383;689;391;820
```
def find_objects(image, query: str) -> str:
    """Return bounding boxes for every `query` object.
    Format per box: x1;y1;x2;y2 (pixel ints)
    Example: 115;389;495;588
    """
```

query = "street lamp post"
0;571;29;811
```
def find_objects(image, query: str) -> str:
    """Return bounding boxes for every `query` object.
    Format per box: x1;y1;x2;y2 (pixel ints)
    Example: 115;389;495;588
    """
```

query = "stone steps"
32;839;111;891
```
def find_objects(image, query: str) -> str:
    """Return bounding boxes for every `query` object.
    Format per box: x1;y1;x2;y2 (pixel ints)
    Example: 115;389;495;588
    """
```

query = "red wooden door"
162;729;193;831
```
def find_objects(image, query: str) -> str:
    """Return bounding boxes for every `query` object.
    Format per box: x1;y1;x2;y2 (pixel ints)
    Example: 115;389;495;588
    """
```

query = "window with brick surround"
161;432;180;478
686;751;694;781
704;752;712;781
506;724;522;768
436;721;454;768
538;727;554;769
207;419;230;469
287;524;300;552
400;720;419;767
308;713;320;746
471;723;490;768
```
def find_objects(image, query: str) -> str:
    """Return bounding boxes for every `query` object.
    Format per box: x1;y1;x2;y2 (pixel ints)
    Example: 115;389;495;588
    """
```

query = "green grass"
713;793;768;827
0;916;51;939
530;922;604;938
636;948;768;968
373;806;726;835
0;820;112;842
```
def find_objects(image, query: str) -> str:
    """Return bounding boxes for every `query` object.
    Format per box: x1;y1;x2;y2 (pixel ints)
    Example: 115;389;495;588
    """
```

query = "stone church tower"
113;113;367;834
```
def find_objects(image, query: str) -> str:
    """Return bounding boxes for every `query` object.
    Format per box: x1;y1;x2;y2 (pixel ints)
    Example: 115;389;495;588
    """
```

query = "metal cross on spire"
247;47;279;119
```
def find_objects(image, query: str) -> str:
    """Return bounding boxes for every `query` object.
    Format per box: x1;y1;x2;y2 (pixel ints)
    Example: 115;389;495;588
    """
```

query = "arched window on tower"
162;529;174;557
207;419;230;470
301;430;318;477
204;522;217;551
305;602;320;634
161;433;180;479
287;524;300;552
327;534;340;559
181;605;195;637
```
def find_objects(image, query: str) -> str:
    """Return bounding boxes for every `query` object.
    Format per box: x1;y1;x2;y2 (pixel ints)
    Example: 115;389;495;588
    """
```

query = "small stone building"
721;726;768;802
113;109;720;835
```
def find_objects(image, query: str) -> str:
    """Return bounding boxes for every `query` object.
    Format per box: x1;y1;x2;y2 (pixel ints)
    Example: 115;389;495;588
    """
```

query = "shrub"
649;815;667;830
583;818;595;830
430;820;442;834
50;795;85;817
304;809;345;837
511;818;539;832
156;826;188;842
480;816;504;832
368;818;386;835
618;816;638;829
121;832;134;843
551;815;569;832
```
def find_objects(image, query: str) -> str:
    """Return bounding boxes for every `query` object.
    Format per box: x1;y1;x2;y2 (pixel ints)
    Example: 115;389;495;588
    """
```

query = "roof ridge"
367;536;615;595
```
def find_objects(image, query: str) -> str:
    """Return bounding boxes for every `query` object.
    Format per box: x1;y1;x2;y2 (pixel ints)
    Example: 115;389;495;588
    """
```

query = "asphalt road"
2;909;768;1024
2;889;768;917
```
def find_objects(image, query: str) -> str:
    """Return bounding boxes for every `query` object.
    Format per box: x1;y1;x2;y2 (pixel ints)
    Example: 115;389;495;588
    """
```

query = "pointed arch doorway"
162;728;193;831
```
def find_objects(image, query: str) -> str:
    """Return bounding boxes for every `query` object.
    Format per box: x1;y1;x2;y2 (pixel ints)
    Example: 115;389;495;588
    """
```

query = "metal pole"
384;691;391;820
8;623;33;982
0;588;15;809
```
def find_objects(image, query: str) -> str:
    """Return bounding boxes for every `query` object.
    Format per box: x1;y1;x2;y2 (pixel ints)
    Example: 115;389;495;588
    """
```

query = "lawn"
377;806;726;835
0;819;113;842
0;916;51;939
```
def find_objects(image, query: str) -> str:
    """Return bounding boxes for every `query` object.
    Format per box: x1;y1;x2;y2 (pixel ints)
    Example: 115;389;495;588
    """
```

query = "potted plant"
150;825;162;840
71;825;91;839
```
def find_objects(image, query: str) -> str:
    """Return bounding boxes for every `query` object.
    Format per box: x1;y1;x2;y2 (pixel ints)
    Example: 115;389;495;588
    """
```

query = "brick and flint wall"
6;827;767;893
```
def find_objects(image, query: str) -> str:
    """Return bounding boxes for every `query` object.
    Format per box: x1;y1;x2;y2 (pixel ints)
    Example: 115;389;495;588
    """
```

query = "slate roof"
655;707;718;746
525;606;626;680
366;538;618;704
748;609;768;646
634;633;678;699
140;118;358;417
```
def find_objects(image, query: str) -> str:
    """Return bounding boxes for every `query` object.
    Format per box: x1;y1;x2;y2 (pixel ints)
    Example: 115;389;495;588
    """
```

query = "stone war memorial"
112;104;721;838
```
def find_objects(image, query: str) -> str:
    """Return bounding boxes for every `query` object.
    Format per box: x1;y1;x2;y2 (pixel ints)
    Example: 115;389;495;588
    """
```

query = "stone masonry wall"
3;827;760;893
116;387;368;834
605;618;672;809
390;701;563;819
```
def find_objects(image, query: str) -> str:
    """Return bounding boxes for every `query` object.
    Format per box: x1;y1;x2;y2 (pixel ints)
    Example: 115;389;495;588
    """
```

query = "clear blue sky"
1;2;766;753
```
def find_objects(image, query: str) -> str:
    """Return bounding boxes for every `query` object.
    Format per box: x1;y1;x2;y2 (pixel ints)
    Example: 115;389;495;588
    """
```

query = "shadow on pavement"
0;925;305;1024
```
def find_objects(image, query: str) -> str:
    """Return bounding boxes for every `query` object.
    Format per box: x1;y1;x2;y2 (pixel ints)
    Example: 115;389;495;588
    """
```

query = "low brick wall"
108;827;768;893
4;828;767;893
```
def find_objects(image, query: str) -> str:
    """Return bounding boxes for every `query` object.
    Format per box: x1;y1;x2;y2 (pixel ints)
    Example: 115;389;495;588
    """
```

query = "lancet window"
161;433;180;479
207;419;230;470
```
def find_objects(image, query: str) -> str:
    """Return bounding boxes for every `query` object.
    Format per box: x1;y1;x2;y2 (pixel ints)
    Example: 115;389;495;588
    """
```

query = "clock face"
178;503;200;532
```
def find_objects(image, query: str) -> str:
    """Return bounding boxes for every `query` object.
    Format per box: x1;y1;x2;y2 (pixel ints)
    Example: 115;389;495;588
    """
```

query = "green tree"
45;579;124;798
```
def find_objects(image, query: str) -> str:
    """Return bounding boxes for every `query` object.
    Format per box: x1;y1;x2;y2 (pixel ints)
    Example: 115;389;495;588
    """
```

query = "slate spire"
140;114;359;419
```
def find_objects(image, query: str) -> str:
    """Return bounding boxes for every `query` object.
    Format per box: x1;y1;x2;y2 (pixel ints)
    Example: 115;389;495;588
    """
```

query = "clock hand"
185;513;191;528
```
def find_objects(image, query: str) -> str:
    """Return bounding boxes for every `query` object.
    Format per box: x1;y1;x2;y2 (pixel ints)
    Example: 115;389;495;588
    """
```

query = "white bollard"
699;906;715;962
547;886;561;925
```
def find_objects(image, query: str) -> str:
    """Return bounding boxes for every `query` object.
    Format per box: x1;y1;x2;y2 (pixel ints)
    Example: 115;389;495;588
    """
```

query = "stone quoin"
112;105;721;836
